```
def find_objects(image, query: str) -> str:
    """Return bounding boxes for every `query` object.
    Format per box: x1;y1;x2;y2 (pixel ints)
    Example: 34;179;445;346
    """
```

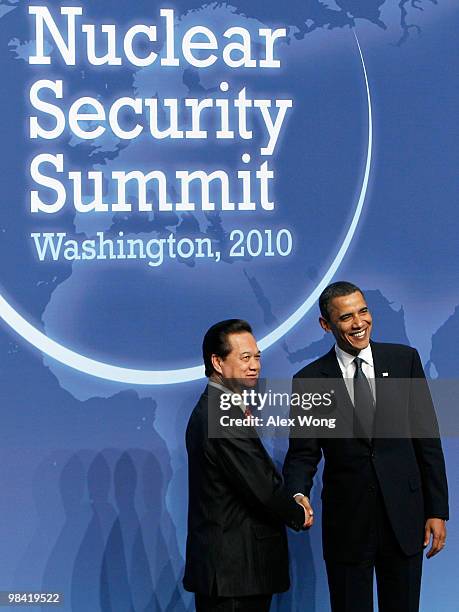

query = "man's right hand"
294;494;314;529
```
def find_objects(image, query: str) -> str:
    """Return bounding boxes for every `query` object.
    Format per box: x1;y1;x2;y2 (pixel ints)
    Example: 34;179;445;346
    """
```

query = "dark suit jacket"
283;342;449;563
183;384;305;597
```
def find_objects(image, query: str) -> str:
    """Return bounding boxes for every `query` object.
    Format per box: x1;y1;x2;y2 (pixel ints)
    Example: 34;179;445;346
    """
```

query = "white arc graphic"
0;34;372;385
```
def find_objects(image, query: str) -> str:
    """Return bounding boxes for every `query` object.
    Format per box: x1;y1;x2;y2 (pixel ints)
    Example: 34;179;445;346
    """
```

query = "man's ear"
211;353;223;375
319;316;331;333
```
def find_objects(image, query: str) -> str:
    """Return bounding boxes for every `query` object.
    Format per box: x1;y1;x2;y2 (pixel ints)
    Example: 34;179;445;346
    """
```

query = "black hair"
203;319;252;377
319;281;364;320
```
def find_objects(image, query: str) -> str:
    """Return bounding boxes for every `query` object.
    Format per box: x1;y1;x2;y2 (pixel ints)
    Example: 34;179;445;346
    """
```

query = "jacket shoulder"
293;350;333;378
186;385;226;432
186;389;209;429
371;341;417;357
371;342;422;376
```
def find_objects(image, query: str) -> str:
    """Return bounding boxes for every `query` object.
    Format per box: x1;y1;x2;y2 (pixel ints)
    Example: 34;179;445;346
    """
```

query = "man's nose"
352;314;363;327
249;357;260;370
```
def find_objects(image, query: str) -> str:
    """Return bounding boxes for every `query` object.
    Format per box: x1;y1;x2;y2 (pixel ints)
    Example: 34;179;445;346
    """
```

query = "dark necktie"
353;357;375;439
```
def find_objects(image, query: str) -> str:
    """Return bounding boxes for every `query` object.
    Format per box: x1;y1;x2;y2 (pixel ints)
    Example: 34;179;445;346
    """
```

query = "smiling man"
184;319;309;612
283;281;449;612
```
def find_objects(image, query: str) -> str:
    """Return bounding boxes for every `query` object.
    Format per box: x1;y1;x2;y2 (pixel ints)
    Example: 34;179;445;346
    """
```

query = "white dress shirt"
335;343;376;404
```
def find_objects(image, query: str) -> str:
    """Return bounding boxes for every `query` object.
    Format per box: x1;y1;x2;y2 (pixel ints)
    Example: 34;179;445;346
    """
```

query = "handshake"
294;494;314;529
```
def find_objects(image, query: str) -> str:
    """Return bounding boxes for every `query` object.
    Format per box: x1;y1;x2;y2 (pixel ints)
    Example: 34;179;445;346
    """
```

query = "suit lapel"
319;347;343;378
371;341;390;413
319;348;355;433
371;341;388;378
371;342;399;439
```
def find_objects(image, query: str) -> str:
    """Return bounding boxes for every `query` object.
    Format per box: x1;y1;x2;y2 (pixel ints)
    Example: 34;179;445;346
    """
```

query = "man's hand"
424;518;446;558
294;494;314;529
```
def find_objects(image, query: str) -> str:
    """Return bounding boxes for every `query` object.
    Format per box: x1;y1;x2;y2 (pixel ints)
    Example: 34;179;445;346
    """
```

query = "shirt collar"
335;343;374;370
208;380;248;415
208;380;234;395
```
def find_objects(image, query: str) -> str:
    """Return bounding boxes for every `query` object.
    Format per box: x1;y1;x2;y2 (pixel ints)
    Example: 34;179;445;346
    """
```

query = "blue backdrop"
0;1;457;610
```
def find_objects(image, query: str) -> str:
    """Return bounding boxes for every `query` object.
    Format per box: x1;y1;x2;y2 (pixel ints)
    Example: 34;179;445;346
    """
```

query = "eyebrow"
240;351;261;356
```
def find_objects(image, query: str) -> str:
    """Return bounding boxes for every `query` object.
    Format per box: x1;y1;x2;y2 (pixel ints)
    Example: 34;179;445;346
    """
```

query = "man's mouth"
350;329;367;339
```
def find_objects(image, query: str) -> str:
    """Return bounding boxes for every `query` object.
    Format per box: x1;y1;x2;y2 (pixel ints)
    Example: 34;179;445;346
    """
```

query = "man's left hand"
424;518;446;558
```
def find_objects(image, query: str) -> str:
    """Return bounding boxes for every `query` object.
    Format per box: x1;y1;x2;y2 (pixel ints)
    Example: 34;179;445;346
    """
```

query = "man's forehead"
227;332;258;353
329;291;367;312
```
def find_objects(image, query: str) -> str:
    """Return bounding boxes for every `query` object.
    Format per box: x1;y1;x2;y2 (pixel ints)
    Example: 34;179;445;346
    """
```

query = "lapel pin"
382;372;389;377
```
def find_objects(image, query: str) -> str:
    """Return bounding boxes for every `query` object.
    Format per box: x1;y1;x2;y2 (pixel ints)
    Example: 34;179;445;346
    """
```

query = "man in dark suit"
184;319;309;612
283;281;449;612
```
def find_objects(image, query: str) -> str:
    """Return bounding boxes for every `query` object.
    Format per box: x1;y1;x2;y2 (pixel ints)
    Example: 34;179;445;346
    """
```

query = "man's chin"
242;378;259;388
340;338;370;354
349;341;370;353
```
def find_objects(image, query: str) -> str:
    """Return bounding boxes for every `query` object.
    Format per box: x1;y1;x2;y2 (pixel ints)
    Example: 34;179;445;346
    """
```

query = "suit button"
368;485;376;492
370;450;376;459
